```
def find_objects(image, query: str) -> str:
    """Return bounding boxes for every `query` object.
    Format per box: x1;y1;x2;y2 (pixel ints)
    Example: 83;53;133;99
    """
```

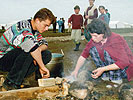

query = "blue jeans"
0;48;51;85
58;26;62;33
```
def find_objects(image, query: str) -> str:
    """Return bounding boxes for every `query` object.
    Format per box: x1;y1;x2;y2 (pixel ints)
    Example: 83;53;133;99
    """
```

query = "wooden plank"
0;86;59;100
38;78;56;87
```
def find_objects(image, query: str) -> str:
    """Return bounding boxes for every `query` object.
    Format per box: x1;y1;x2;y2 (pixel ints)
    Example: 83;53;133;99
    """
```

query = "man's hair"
87;18;111;38
91;0;95;2
74;5;80;10
99;6;105;10
34;8;56;24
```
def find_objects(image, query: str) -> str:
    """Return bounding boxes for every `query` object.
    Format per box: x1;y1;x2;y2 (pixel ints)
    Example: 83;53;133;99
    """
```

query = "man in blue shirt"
57;18;63;33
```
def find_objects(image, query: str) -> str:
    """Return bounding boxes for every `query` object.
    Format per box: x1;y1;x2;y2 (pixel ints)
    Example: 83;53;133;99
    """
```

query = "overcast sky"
0;0;133;24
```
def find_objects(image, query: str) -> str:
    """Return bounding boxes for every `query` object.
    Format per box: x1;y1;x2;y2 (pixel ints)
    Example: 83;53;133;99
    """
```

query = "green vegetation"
111;28;133;34
0;29;71;37
42;30;70;37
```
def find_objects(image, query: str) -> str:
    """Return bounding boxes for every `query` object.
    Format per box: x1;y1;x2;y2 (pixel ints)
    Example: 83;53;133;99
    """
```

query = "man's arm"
68;15;73;24
38;44;48;52
30;47;50;78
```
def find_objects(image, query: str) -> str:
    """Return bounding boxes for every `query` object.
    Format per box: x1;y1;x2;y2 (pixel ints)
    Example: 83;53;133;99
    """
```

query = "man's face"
89;0;94;5
99;8;105;14
35;18;51;33
74;9;80;14
90;33;104;43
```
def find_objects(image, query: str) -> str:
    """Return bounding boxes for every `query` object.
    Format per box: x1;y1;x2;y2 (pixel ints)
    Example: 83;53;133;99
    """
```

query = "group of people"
68;0;111;51
68;0;133;85
0;0;132;91
53;17;65;33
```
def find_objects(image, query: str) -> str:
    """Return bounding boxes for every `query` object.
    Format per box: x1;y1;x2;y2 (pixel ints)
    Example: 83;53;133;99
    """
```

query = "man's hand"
33;60;37;65
39;67;50;78
91;67;105;79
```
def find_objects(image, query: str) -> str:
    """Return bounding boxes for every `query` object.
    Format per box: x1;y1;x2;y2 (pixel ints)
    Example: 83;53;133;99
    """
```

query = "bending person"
71;19;133;84
0;8;55;90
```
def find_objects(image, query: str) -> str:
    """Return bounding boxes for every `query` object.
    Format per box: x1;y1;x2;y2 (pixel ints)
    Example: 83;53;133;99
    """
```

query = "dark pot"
46;53;64;78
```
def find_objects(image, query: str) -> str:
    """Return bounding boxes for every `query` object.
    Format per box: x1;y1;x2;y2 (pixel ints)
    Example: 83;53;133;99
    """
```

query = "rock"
119;88;133;100
106;85;112;89
55;77;63;85
62;82;69;96
37;90;58;99
69;89;88;99
119;83;133;100
85;81;94;91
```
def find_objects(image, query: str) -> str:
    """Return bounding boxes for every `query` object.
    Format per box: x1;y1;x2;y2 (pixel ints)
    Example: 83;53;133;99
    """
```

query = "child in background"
68;5;83;51
98;6;109;24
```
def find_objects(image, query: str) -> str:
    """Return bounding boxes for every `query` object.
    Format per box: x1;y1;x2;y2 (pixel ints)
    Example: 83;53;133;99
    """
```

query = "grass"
42;30;70;37
111;28;133;34
0;28;133;37
0;29;71;37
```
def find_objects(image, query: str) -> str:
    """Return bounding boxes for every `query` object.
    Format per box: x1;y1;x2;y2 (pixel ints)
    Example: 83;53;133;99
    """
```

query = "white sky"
0;0;133;24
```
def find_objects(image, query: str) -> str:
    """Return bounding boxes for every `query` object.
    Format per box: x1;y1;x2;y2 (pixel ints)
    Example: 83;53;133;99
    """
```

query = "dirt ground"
48;38;88;76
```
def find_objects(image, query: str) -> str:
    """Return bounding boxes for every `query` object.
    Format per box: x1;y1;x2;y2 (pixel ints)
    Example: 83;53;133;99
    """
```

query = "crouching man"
71;19;133;84
0;8;55;90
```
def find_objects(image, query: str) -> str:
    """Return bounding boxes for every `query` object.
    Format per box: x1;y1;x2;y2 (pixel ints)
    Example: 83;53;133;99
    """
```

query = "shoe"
2;79;21;91
74;43;81;51
111;79;123;84
101;77;110;81
74;47;79;51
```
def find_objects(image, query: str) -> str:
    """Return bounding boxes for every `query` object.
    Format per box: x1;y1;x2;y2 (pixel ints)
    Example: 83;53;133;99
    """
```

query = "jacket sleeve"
12;30;39;52
36;32;48;46
81;15;83;27
81;40;93;58
109;36;131;70
68;15;73;23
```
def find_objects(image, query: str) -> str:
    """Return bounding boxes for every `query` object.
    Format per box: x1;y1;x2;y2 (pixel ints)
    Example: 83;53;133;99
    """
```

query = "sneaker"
101;77;110;81
74;47;79;51
111;79;123;84
2;79;21;91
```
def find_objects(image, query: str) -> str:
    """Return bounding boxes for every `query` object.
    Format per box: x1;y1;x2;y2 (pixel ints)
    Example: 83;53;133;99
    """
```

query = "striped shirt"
0;19;48;58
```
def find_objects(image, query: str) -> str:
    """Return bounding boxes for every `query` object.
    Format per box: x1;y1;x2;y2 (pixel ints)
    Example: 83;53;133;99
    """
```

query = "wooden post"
0;86;59;100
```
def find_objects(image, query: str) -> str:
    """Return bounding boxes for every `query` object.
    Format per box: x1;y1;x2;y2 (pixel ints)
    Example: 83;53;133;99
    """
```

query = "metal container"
46;53;64;78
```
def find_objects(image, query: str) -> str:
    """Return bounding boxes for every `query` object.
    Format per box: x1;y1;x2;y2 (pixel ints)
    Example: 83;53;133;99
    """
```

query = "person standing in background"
53;17;57;33
84;0;98;41
105;9;110;24
68;5;83;51
61;18;65;33
57;18;63;33
84;0;98;27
